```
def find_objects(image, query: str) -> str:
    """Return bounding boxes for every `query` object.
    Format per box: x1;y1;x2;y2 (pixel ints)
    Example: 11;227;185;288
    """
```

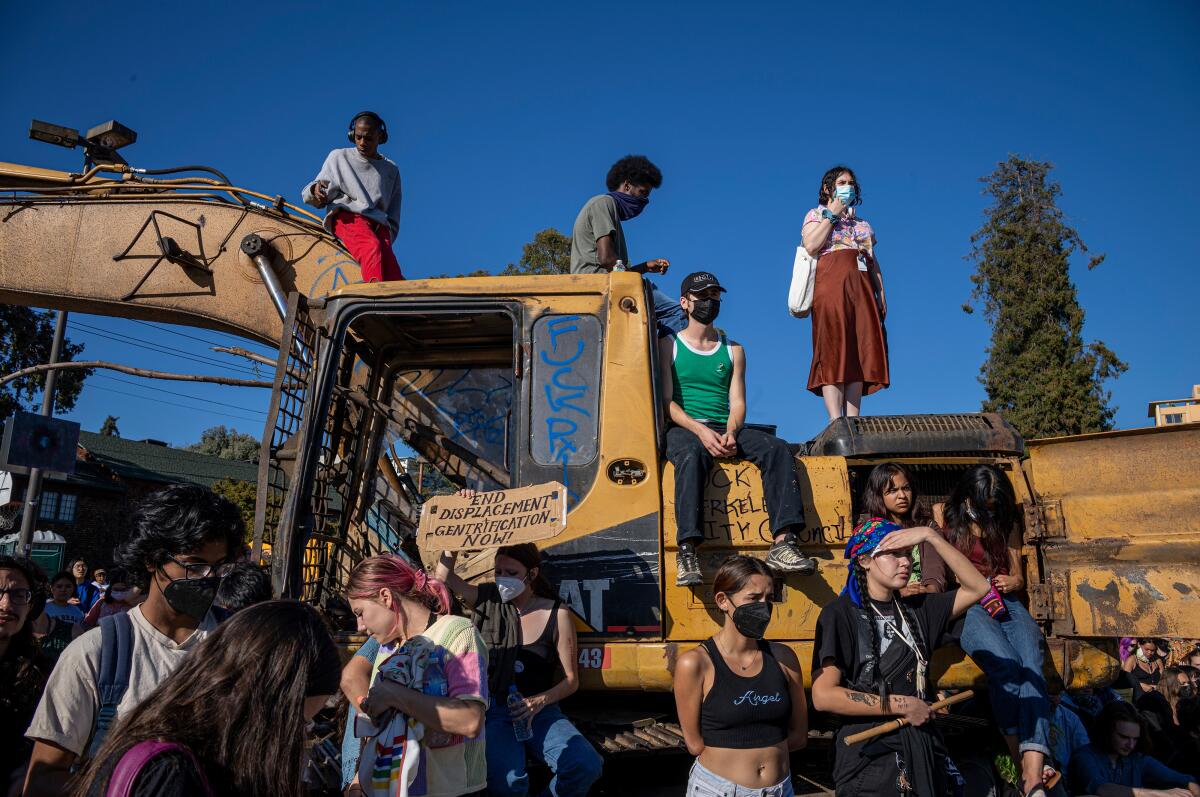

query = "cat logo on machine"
606;458;647;486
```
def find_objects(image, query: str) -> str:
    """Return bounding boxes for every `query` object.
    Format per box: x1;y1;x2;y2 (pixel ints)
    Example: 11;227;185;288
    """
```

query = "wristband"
820;208;838;224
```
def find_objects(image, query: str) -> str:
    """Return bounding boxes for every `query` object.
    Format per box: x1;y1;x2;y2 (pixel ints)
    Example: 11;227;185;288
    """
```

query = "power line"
95;374;268;415
127;318;277;355
71;322;263;376
86;384;267;425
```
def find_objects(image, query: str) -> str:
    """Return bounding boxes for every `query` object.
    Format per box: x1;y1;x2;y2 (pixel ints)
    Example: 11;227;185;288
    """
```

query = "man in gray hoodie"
303;111;403;282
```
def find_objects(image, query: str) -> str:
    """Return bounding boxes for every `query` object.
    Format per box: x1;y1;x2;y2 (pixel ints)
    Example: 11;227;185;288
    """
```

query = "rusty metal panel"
1027;424;1200;637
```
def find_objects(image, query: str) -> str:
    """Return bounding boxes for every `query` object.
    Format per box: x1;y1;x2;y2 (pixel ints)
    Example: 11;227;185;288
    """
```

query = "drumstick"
842;690;975;746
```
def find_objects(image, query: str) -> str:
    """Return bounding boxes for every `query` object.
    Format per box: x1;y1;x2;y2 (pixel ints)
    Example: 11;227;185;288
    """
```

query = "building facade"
3;432;257;571
1148;384;1200;427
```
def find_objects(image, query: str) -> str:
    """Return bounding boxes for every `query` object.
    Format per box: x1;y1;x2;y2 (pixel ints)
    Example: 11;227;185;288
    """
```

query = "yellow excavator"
3;125;1198;771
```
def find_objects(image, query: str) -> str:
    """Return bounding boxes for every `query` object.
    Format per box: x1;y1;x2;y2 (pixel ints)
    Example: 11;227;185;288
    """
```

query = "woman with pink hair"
340;555;488;797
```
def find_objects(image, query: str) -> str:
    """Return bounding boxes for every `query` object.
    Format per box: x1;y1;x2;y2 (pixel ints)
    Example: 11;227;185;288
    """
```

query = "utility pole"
17;310;68;556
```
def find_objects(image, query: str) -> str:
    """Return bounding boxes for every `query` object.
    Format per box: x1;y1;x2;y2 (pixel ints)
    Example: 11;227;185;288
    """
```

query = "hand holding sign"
418;482;567;552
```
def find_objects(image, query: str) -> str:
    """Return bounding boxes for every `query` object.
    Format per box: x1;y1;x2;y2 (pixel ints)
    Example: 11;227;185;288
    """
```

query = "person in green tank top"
661;272;819;586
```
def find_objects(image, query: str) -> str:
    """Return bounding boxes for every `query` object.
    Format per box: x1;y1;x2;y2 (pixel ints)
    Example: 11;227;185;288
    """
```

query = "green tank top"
670;332;732;424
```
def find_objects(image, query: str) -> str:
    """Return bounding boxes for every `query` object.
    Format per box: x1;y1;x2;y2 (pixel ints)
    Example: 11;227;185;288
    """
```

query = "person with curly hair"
1;555;51;794
570;154;686;336
23;484;246;797
801;165;890;421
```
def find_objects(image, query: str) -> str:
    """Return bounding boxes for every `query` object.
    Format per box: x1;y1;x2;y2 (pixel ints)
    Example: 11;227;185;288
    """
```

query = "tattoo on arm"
847;691;880;707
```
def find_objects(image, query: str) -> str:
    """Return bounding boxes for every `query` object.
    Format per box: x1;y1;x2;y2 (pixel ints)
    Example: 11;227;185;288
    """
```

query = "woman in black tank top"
435;532;602;797
1123;638;1164;695
674;556;807;797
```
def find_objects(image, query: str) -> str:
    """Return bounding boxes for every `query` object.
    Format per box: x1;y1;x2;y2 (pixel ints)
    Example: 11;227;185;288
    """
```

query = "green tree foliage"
966;156;1126;438
211;477;256;543
99;415;120;437
187;425;260;463
438;228;571;278
498;228;571;276
0;307;90;421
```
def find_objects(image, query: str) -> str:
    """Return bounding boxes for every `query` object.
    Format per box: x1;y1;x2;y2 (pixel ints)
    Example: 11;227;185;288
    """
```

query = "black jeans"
665;423;806;546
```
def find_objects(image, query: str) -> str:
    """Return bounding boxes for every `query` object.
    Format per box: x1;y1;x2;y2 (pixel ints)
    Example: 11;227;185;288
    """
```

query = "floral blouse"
804;207;876;257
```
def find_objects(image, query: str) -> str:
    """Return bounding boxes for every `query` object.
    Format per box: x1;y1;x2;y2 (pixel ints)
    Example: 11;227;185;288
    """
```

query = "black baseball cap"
680;271;727;297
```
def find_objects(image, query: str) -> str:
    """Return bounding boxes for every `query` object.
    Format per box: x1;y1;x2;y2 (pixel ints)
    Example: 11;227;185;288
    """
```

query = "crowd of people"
3;473;1196;797
0;131;1188;794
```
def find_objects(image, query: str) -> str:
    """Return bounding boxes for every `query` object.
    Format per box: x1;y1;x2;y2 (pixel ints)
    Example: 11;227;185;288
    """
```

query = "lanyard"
871;601;928;699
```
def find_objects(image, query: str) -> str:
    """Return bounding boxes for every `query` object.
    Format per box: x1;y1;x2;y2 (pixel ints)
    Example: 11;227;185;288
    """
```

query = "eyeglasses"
164;555;235;580
0;587;34;606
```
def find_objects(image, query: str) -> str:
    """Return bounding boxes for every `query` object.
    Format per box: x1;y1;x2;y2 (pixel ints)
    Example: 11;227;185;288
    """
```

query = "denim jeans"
485;699;603;797
686;761;794;797
959;600;1052;757
648;279;687;337
665;424;807;546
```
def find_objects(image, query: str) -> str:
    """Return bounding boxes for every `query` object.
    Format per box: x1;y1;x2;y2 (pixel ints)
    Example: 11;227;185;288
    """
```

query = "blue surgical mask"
835;184;856;206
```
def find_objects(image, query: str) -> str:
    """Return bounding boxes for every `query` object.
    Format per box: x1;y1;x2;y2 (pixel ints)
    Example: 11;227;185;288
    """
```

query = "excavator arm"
0;160;357;346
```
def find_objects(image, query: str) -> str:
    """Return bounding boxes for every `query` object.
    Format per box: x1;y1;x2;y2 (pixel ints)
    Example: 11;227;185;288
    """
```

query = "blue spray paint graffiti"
309;254;363;299
535;316;599;506
395;368;514;484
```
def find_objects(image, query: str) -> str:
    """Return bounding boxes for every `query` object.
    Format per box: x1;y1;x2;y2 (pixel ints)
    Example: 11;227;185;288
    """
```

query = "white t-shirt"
25;604;217;756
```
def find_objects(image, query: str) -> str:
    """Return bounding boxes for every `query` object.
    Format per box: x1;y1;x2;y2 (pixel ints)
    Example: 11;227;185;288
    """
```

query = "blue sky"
2;1;1197;447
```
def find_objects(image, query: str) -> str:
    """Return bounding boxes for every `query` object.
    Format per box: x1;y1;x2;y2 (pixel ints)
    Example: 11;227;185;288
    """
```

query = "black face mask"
689;298;721;325
162;575;222;620
731;601;771;639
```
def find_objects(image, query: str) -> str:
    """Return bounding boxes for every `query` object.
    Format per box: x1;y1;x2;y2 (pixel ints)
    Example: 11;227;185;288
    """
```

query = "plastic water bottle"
507;684;533;741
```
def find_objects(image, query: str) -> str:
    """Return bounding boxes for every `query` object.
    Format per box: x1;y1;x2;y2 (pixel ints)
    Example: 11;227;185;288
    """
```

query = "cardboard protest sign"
418;482;567;551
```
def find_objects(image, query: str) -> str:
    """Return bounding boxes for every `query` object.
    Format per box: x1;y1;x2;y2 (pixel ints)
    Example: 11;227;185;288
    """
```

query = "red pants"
332;211;404;282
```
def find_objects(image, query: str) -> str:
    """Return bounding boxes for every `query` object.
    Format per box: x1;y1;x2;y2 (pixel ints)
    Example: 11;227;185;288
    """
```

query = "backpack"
86;612;135;760
106;740;214;797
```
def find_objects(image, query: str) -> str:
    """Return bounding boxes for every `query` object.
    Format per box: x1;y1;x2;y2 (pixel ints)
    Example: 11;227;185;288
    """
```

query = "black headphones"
347;111;388;145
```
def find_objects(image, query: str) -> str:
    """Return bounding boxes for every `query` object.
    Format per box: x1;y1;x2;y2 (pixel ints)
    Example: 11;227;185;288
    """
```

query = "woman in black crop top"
810;520;995;797
674;556;808;797
436;535;602;797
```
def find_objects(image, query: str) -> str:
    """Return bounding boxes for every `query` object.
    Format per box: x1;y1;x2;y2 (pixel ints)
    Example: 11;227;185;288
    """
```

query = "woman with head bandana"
810;519;990;796
674;555;810;797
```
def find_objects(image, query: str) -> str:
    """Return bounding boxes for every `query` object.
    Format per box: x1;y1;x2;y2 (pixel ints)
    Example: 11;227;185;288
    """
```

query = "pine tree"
99;415;120;437
966;156;1126;439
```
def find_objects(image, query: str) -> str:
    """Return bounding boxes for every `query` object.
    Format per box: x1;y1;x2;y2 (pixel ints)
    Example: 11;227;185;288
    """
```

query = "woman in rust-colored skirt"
801;165;889;421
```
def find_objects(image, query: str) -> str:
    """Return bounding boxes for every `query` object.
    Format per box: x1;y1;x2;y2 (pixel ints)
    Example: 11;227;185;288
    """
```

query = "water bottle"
507;685;533;741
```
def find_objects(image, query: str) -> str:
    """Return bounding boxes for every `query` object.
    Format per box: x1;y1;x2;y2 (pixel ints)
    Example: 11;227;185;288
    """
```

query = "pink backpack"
106;740;214;797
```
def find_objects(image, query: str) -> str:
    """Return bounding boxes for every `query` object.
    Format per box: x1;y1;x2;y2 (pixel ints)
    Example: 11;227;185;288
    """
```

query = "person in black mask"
674;555;808;796
23;484;244;797
662;271;818;585
569;154;686;336
810;518;991;797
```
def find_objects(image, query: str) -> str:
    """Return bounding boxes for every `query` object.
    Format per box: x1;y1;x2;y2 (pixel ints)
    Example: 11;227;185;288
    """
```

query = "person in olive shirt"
569;154;685;336
660;271;817;586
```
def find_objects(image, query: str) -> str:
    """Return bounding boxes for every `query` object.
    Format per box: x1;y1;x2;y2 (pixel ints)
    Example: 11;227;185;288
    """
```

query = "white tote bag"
788;246;816;318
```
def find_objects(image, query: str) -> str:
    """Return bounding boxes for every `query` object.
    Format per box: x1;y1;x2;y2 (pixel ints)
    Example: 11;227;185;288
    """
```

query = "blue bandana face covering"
835;184;857;206
608;191;649;221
